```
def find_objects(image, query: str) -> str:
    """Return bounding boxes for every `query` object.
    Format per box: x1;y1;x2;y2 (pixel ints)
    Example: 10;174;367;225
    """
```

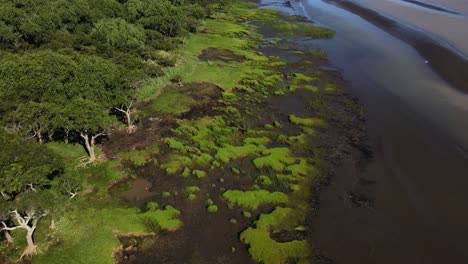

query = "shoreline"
325;0;468;93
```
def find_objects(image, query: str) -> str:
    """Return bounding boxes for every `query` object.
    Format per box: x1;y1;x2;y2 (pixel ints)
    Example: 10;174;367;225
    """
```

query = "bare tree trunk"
21;228;37;259
80;132;104;163
64;129;70;144
115;102;136;134
50;219;56;230
4;231;13;244
37;131;43;144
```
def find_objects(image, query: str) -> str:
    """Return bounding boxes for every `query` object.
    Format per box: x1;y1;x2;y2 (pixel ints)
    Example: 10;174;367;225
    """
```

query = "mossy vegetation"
222;190;288;210
240;207;310;264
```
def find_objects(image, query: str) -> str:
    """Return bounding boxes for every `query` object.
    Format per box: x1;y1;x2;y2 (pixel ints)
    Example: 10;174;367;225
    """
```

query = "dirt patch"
198;48;246;63
102;82;222;158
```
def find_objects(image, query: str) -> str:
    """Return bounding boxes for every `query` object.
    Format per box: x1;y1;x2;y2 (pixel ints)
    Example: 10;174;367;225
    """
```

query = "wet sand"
351;0;468;57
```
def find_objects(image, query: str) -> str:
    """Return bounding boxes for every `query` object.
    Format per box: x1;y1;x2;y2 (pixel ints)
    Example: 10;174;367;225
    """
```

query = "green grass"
240;207;311;264
148;88;194;114
289;115;326;127
222;189;288;210
207;205;218;213
215;143;266;163
253;148;297;172
34;207;147;264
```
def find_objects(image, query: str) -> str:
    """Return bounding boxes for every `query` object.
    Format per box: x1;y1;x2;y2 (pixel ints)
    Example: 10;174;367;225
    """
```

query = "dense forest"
0;0;229;260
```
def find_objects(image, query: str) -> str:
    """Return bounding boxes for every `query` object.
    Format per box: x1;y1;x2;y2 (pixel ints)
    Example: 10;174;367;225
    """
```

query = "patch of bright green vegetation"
182;167;191;177
253;148;297;171
258;175;273;186
187;193;197;201
162;192;171;198
192;170;207;179
207;204;219;213
36;205;182;264
324;83;338;93
289;115;326;127
192;153;213;167
149;89;194;114
143;205;183;231
117;182;131;191
205;198;214;206
46;142;87;168
222;189;288;210
185;186;201;193
240;207;310;264
288;72;318;84
160;153;192;174
271;20;335;39
242;211;252;218
215;143;266;163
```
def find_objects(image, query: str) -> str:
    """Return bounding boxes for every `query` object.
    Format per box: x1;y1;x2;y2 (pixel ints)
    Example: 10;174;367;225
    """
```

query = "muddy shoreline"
325;0;468;93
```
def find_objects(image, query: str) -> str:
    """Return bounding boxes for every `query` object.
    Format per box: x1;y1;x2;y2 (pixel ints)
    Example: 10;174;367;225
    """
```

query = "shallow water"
261;0;468;263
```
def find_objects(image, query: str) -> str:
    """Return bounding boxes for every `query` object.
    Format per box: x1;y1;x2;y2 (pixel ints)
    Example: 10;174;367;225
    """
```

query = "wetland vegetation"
0;0;365;263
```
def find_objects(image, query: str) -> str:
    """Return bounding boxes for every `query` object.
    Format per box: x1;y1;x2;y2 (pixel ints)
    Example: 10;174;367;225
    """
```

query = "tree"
0;190;63;259
67;98;114;163
92;18;146;53
0;134;63;198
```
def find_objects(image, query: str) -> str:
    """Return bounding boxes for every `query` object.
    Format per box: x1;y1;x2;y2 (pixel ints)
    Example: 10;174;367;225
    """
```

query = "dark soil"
198;48;246;63
102;82;222;159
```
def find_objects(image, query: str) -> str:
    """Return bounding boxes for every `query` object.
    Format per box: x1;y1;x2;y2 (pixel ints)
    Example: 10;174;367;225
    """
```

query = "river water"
261;0;468;263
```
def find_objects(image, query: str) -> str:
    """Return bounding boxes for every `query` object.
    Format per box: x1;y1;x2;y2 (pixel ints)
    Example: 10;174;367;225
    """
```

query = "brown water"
261;0;468;263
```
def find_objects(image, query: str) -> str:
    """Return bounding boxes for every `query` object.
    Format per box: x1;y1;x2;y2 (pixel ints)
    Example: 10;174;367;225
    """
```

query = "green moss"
150;89;194;114
193;153;213;167
287;159;311;178
222;92;239;102
205;198;214;206
160;153;192;174
162;192;171;198
215;143;266;163
258;175;273;186
207;205;218;213
271;20;334;39
324;83;338;93
117;182;131;191
242;211;252;218
187;193;197;201
143;205;183;231
289;115;326;127
222;189;288;210
253;148;297;171
240;207;310;263
182;167;191;177
185;186;201;193
118;149;149;166
164;137;190;153
211;160;221;169
243;137;271;146
264;124;274;130
230;218;238;224
273;121;282;128
192;170;207;179
288;73;318;84
146;202;159;211
232;167;240;174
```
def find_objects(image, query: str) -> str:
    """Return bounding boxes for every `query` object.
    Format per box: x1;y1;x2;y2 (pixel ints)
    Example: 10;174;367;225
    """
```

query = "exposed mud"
102;82;222;159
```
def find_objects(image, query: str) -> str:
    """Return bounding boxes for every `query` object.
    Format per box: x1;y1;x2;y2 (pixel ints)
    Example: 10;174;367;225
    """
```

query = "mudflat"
352;0;468;56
